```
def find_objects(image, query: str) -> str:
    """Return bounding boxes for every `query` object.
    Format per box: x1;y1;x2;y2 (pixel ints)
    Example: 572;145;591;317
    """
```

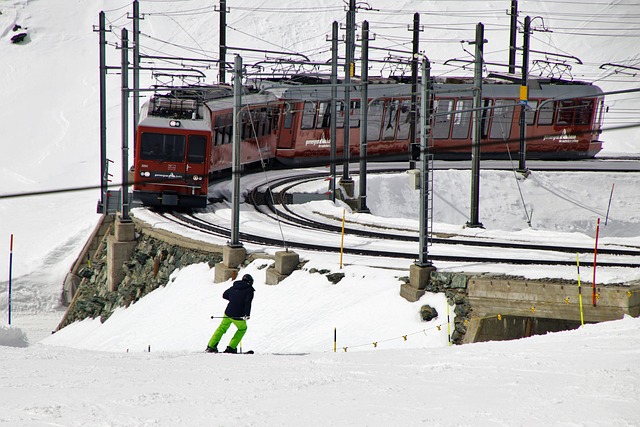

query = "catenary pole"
121;28;131;221
408;12;421;170
467;22;484;229
330;21;338;202
132;0;140;141
358;20;370;213
219;0;227;83
508;0;518;74
342;0;356;183
518;16;531;172
230;55;242;246
418;58;432;267
98;11;108;213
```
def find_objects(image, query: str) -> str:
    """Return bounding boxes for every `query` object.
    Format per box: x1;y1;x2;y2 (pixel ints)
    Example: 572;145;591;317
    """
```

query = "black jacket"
223;278;255;319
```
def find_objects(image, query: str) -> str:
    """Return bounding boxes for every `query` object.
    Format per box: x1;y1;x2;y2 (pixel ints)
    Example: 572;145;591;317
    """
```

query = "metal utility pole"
518;16;531;172
120;28;131;222
219;0;228;83
230;55;242;246
330;21;339;202
508;0;518;74
97;11;108;213
417;57;432;267
408;12;422;170
358;20;370;213
467;23;485;229
342;0;356;184
132;0;140;139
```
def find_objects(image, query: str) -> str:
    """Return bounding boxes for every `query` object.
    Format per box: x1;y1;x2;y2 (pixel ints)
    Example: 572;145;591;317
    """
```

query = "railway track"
146;167;640;269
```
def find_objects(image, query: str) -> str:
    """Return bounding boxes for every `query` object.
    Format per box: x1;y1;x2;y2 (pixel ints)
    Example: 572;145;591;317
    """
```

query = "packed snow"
1;1;640;426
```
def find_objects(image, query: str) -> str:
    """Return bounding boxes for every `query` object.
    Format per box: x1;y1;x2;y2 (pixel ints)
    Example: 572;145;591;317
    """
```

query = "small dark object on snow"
11;33;27;44
13;24;22;31
325;272;345;284
420;304;439;322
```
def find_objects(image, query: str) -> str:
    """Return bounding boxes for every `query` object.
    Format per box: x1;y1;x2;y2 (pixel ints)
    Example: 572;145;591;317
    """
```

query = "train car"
269;75;605;165
134;94;212;208
132;76;605;208
209;92;280;173
133;87;280;208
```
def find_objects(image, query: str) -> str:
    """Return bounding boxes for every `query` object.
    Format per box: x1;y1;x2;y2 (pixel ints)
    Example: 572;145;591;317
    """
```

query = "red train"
133;75;605;208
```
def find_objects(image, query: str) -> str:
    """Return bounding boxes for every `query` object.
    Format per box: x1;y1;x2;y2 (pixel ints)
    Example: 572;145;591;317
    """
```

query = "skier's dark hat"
242;274;254;285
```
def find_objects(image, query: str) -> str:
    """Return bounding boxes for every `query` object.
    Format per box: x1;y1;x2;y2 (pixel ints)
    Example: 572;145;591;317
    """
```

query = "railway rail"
143;165;640;269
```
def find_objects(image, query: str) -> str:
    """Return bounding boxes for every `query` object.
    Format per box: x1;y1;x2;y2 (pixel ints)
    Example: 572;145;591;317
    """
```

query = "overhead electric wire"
3;120;640;202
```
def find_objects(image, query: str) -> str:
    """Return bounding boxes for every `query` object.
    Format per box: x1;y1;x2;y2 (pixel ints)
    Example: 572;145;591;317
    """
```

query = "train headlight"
169;120;181;127
192;175;201;182
140;171;151;177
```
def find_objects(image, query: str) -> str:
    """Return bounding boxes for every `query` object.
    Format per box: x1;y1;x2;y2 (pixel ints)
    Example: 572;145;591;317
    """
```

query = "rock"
420;305;438;321
11;33;27;43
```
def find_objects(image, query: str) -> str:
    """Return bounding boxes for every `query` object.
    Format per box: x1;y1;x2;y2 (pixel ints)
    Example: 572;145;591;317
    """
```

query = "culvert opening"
473;316;592;343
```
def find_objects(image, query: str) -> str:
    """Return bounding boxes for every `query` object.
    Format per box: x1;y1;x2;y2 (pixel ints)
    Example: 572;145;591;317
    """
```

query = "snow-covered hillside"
1;2;640;425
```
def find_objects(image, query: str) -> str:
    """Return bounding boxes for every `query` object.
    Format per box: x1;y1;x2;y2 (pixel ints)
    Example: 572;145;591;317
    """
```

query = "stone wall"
57;233;222;330
425;271;472;345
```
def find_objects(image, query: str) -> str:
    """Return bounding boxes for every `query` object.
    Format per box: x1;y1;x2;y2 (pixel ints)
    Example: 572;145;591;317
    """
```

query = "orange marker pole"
592;218;600;307
8;234;13;325
576;254;584;326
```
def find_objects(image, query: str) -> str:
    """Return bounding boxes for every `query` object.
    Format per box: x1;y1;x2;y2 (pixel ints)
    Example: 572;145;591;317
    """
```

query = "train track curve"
143;166;640;270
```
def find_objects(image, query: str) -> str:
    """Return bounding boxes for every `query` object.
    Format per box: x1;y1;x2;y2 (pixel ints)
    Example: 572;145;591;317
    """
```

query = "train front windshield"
140;133;185;162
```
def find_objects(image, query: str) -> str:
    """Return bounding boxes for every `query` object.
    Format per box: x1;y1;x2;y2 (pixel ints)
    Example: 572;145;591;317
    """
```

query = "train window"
538;101;554;125
240;110;256;140
317;102;331;128
301;101;317;129
213;115;222;146
433;99;453;139
481;99;492;138
367;100;383;141
382;100;399;140
557;100;575;125
268;107;278;133
336;101;345;128
214;113;232;145
596;100;605;128
349;101;360;128
452;99;472;139
140;133;185;162
574;100;594;125
283;107;294;129
489;99;515;140
187;135;206;164
525;100;538;125
396;100;411;140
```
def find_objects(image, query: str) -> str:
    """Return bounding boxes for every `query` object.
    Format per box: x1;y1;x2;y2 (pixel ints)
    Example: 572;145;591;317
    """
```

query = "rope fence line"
330;321;452;353
329;285;638;352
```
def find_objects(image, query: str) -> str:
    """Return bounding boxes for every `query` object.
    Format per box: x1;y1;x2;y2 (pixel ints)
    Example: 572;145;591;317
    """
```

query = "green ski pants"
208;315;247;350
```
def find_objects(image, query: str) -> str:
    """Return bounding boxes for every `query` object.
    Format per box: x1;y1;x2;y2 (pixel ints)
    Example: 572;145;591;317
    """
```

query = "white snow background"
1;1;640;426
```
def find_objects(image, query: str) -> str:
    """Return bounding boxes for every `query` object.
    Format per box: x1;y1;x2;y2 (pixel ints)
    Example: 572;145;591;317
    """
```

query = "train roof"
204;92;279;112
260;75;603;101
138;99;211;131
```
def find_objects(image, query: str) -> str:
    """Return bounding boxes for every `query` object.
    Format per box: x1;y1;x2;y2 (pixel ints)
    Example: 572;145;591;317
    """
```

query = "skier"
206;274;255;354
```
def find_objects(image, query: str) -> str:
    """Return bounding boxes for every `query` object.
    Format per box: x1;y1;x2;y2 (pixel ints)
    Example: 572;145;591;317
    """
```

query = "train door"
278;103;296;148
186;134;208;190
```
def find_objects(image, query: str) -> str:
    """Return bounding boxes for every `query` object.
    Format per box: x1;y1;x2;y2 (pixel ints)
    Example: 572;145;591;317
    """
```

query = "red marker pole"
8;234;14;325
592;218;600;307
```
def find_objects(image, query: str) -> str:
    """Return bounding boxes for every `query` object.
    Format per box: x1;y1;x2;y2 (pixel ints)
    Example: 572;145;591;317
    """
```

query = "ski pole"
211;315;249;320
